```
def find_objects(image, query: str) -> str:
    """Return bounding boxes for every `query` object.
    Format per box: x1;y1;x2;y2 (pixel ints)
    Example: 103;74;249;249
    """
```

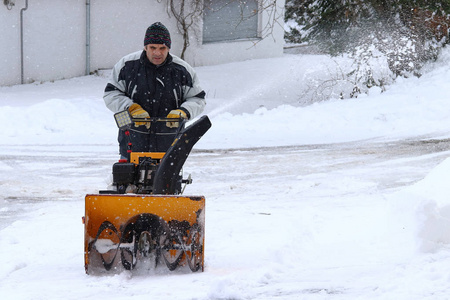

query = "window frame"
202;0;262;44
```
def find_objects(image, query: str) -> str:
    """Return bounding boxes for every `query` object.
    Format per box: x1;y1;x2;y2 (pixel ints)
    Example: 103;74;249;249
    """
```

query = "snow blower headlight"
114;110;133;130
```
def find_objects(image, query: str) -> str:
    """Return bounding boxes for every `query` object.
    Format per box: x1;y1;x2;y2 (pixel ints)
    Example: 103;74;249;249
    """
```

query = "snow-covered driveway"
1;136;450;299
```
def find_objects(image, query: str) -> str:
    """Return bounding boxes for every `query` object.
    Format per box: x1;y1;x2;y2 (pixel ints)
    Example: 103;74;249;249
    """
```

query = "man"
104;22;206;158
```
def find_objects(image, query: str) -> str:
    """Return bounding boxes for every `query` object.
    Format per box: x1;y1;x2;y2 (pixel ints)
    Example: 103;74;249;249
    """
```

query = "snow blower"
83;110;211;274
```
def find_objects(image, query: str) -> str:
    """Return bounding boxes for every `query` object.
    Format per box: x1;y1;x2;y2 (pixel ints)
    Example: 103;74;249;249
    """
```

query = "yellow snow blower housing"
84;112;211;274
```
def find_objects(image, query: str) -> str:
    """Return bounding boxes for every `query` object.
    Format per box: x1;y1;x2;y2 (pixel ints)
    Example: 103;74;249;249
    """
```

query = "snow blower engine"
83;110;211;274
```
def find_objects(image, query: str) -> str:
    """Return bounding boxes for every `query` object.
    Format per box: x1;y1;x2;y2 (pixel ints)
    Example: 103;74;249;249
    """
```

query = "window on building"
203;0;259;43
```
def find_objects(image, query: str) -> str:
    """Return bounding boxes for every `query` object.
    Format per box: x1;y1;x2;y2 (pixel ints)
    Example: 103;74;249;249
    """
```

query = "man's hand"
166;109;187;128
128;103;150;129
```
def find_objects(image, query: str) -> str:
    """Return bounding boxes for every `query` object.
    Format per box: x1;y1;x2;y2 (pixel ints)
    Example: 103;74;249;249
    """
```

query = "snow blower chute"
83;111;211;274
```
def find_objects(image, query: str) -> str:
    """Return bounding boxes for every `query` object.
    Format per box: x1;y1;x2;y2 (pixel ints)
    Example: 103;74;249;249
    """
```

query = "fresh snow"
1;49;450;299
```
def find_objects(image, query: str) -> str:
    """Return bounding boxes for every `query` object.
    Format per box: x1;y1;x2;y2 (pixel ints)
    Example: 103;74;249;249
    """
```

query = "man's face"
145;44;169;66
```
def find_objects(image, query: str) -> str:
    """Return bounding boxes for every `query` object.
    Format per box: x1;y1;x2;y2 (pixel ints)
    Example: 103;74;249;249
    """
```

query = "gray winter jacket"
103;50;206;156
104;50;205;119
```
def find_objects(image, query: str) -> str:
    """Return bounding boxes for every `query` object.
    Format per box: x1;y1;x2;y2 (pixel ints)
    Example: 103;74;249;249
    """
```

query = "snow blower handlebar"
114;110;184;130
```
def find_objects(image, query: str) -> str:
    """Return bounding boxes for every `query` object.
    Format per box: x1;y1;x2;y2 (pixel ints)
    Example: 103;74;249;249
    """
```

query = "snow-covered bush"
285;0;449;100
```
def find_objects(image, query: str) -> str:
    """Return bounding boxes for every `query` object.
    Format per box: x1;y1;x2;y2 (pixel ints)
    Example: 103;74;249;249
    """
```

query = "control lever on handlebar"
114;110;183;130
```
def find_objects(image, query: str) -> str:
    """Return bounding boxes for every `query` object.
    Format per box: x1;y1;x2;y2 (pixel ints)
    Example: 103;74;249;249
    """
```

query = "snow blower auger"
83;110;211;275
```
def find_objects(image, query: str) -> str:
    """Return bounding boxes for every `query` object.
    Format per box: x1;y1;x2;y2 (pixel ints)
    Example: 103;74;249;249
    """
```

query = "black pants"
118;122;181;158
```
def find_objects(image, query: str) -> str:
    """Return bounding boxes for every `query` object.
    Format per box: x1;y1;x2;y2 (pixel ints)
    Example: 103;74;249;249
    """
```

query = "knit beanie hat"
144;22;171;48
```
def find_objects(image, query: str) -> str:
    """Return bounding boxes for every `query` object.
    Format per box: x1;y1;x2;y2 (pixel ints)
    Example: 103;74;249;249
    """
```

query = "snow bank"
388;157;450;253
0;97;115;145
2;52;450;149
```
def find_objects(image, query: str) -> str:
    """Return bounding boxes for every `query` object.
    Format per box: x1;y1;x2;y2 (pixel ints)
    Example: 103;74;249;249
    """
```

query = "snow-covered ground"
1;48;450;299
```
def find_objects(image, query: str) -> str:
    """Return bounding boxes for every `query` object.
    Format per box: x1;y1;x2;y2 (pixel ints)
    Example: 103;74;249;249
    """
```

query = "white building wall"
89;0;179;72
23;1;86;84
0;0;285;86
1;1;24;86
